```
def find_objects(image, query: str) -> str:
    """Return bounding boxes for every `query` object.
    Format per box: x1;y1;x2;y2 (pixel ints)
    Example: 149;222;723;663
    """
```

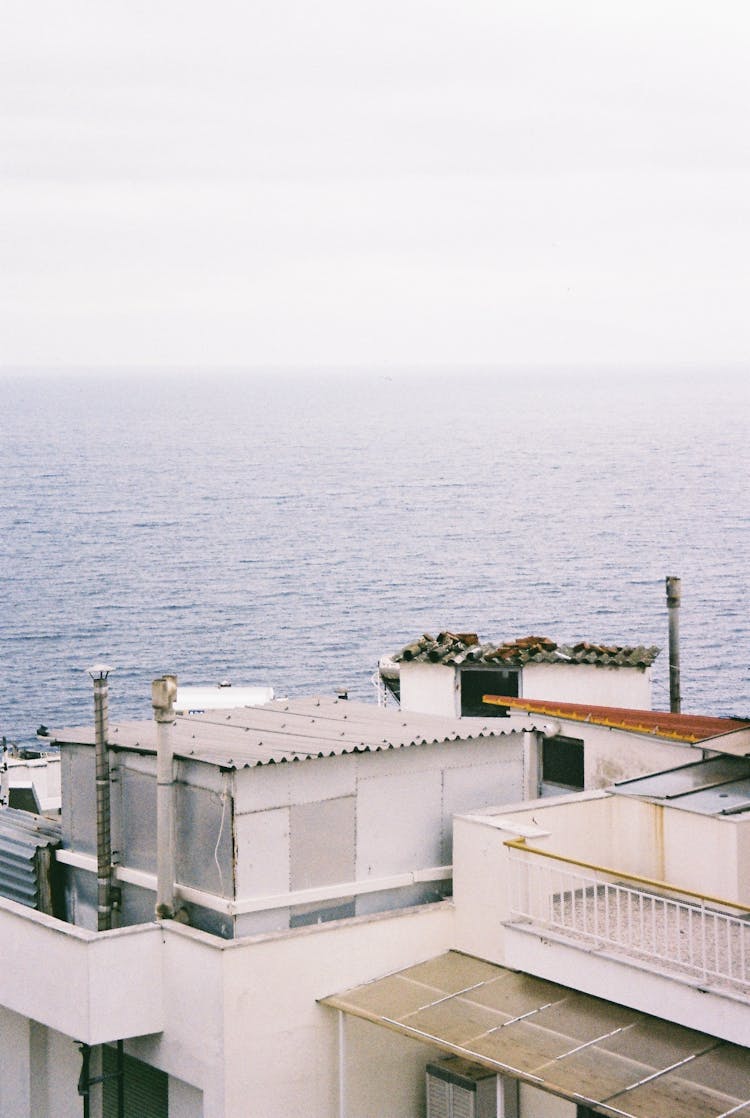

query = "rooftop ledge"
0;896;163;1044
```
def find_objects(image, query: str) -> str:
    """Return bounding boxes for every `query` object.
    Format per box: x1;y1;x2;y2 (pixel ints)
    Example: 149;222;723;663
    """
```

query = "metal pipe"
89;664;113;932
153;674;178;920
665;575;681;714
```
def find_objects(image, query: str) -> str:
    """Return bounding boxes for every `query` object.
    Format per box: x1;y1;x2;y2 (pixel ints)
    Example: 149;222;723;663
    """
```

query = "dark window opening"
542;735;584;790
103;1047;168;1118
460;669;519;717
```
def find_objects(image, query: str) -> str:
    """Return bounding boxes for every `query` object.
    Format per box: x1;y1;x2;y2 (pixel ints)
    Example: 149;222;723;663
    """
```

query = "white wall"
519;1084;577;1118
400;663;458;716
344;1016;435;1118
522;662;652;708
453;789;750;974
451;793;616;966
219;902;454;1117
573;721;697;789
0;897;163;1043
0;1010;81;1118
503;923;750;1047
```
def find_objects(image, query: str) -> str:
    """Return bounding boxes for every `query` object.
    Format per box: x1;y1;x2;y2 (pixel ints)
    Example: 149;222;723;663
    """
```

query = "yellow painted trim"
503;836;750;914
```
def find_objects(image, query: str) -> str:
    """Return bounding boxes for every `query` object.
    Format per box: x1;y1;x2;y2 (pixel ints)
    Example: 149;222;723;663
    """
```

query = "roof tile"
393;633;660;669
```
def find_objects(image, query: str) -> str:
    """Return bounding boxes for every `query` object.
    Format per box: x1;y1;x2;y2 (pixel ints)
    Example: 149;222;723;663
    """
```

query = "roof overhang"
321;951;750;1117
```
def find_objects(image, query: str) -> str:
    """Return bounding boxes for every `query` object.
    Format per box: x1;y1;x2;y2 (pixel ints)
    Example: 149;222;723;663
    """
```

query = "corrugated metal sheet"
486;695;750;744
0;807;62;910
394;632;660;668
50;697;527;769
321;951;750;1118
614;755;750;814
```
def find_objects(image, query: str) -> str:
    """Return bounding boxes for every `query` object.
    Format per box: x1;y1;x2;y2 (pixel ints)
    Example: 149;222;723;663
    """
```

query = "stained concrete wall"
522;662;653;708
399;662;458;716
400;660;654;717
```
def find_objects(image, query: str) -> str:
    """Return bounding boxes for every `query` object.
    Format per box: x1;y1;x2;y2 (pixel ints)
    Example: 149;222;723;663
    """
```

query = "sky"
2;1;750;370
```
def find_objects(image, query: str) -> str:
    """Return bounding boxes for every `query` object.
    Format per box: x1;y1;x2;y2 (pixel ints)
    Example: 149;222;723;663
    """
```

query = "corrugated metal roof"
0;808;62;909
484;695;750;745
394;632;660;668
50;696;525;769
322;950;750;1118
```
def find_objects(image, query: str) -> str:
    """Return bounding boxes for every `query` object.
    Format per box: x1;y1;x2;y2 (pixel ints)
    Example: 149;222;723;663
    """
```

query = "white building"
1;680;749;1117
381;633;660;717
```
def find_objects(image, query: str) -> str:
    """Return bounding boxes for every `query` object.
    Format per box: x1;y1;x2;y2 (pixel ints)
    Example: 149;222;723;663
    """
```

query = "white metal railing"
506;841;750;993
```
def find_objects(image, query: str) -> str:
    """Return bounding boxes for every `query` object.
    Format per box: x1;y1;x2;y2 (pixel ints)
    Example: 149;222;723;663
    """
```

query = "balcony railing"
505;838;750;994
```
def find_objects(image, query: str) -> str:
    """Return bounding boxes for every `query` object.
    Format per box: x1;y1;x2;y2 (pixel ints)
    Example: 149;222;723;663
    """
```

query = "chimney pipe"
88;664;113;932
665;576;681;714
152;674;178;920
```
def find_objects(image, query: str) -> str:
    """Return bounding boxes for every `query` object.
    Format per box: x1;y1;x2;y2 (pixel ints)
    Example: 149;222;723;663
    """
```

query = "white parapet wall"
399;662;458;716
522;662;653;708
0;897;163;1044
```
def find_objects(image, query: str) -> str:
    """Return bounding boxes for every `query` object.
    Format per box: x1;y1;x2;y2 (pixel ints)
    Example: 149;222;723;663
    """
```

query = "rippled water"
1;367;748;744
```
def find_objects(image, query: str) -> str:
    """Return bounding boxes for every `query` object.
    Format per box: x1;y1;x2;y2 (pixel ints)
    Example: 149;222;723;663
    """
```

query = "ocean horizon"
1;365;748;745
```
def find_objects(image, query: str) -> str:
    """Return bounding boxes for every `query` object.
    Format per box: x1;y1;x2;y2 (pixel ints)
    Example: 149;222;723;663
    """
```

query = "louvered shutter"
103;1048;168;1117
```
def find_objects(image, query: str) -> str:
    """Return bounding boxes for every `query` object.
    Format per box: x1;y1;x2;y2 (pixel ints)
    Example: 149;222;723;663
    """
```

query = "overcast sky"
2;1;750;370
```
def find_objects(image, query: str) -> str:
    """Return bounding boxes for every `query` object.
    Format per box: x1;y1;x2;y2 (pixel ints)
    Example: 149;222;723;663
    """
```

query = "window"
103;1047;168;1118
542;735;584;792
460;669;519;717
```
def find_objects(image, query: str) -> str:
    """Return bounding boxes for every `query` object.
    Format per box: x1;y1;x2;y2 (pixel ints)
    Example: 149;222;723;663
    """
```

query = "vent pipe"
88;664;113;932
665;576;681;714
153;674;178;920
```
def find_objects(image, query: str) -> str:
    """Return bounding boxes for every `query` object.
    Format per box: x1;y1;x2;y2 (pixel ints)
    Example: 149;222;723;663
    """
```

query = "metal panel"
0;808;61;911
290;796;355;892
120;765;157;873
175;782;233;896
64;743;97;854
321;951;750;1118
356;768;443;877
233;808;290;899
442;760;523;861
614;756;750;815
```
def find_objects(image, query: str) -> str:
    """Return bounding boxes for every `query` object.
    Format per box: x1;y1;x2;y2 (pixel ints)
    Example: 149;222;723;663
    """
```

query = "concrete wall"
512;715;698;793
504;923;750;1048
522;662;653;708
572;720;697;789
345;1016;435;1118
401;661;654;717
0;896;163;1043
452;790;750;968
399;662;458;716
107;900;454;1118
0;1009;81;1118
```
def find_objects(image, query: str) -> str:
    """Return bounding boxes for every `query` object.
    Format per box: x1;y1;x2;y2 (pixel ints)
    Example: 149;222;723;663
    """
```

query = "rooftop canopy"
322;951;750;1118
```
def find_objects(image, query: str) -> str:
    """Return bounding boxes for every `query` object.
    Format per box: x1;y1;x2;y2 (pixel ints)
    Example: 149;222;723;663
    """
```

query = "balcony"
504;838;750;995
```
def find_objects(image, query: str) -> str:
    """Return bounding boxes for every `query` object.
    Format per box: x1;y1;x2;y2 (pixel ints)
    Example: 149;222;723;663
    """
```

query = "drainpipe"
89;664;113;932
665;576;681;714
523;730;541;800
153;674;178;919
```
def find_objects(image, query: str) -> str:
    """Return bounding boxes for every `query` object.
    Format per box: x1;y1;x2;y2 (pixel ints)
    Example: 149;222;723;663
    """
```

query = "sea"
1;366;748;746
